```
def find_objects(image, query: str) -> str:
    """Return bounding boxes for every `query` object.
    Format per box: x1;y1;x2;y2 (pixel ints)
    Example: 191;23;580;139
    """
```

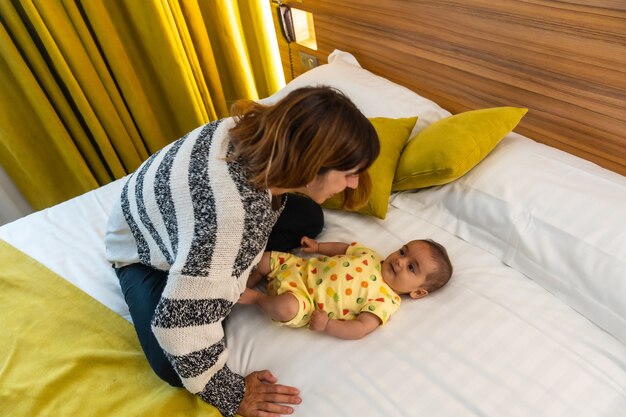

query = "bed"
2;2;625;417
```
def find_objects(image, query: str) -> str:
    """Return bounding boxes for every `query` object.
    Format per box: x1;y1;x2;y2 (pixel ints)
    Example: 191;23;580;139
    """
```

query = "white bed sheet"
1;150;624;416
228;205;626;417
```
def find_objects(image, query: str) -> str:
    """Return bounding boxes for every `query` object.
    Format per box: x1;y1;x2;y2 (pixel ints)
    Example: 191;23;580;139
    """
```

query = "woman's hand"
309;309;330;332
300;236;319;254
237;370;301;417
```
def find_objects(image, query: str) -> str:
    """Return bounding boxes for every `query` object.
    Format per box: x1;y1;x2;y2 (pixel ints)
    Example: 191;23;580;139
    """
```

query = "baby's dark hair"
421;239;453;293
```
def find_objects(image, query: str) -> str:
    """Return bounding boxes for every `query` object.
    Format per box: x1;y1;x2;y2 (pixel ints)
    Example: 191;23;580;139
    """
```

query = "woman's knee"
115;266;182;387
146;353;183;387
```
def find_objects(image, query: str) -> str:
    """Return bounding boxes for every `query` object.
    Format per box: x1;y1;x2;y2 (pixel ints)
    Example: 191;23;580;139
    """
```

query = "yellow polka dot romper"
267;242;401;328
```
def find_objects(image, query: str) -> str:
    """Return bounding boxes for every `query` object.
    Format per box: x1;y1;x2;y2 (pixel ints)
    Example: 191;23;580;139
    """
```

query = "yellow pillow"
392;107;527;191
323;116;418;219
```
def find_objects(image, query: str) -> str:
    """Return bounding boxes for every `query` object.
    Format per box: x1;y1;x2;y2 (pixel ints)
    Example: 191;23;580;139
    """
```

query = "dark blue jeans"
115;194;323;386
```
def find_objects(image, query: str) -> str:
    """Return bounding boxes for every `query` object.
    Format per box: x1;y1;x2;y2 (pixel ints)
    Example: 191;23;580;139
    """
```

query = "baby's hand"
309;309;330;332
300;236;319;254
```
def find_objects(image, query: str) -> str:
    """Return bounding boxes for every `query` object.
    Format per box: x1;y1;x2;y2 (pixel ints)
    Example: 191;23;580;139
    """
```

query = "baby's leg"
238;288;264;304
239;288;299;323
258;292;299;323
246;251;272;288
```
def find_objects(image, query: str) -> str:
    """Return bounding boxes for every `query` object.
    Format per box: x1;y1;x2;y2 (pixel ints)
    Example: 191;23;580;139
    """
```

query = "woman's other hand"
237;370;301;417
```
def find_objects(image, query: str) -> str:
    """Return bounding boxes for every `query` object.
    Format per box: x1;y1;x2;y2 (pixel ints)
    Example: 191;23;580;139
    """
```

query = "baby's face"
381;240;439;298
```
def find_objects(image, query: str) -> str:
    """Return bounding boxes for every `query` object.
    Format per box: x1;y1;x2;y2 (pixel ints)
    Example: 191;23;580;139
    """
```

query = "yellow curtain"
0;0;284;211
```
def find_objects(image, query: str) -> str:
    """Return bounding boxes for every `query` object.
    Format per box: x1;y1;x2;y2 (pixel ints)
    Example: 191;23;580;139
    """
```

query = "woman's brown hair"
228;86;380;209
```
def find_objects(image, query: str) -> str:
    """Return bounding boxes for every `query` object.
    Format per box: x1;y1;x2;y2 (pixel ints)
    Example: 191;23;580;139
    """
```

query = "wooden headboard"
270;0;626;176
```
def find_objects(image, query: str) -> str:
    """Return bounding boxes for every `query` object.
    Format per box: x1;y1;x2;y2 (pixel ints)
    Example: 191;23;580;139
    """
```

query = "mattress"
1;142;624;416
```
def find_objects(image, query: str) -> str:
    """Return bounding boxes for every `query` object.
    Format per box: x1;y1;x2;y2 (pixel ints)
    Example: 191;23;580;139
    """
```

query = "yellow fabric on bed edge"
0;240;222;417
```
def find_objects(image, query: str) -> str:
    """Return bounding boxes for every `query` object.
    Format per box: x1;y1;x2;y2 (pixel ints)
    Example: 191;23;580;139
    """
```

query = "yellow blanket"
0;240;222;417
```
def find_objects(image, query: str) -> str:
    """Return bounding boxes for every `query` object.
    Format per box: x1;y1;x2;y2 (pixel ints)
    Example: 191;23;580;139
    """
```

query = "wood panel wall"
270;0;626;176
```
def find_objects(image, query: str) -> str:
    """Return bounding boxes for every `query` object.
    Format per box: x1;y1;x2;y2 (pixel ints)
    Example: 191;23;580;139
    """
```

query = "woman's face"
303;169;360;203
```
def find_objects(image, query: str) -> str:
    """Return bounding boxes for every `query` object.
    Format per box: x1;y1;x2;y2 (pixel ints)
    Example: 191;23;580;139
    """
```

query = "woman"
104;86;379;417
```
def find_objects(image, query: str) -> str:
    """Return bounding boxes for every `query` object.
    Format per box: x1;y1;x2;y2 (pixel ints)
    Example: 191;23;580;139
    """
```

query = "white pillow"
392;133;626;346
260;50;450;138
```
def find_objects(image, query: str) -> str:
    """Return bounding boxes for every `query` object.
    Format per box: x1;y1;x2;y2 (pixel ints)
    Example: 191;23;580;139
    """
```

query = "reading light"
291;8;317;50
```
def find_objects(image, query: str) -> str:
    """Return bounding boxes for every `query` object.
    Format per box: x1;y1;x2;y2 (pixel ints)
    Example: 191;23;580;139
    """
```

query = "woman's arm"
309;310;382;340
151;273;245;415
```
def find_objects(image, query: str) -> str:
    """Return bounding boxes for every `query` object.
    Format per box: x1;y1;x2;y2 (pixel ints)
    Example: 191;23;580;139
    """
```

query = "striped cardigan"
105;118;283;416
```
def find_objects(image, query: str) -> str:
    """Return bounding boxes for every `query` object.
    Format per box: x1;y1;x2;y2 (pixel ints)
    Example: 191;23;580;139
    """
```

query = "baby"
240;236;453;339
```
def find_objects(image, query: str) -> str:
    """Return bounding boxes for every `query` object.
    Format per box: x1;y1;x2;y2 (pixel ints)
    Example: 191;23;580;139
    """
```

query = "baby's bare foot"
238;288;263;304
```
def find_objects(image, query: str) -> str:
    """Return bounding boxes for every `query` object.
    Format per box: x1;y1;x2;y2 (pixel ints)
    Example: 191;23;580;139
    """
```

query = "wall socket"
298;51;318;70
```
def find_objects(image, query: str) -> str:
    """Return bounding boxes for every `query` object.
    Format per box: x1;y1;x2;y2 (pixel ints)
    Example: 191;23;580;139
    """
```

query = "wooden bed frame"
270;0;626;175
